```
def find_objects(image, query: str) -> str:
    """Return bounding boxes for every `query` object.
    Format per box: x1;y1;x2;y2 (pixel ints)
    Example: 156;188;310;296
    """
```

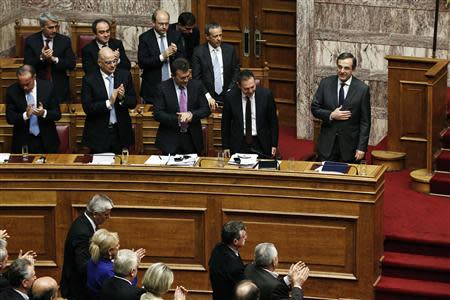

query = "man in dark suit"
168;12;200;63
100;249;145;300
23;12;76;103
81;46;137;154
245;243;309;300
82;18;131;74
208;221;247;300
31;276;58;300
5;64;61;154
60;194;114;300
154;57;210;155
221;69;279;158
192;22;240;110
0;258;36;300
138;9;184;103
311;52;371;163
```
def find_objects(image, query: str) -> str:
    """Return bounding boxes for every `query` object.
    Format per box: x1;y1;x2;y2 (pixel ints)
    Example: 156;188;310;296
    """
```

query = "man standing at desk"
82;18;131;74
154;57;210;155
24;12;76;103
221;69;279;158
81;47;136;154
5;65;61;154
311;52;371;163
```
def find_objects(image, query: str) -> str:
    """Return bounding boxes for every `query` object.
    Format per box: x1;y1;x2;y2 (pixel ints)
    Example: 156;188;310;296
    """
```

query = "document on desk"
145;154;199;166
145;155;170;166
0;153;10;163
228;153;258;168
90;153;115;165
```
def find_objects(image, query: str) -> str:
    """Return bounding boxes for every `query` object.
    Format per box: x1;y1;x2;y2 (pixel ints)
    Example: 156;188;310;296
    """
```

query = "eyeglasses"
104;60;118;65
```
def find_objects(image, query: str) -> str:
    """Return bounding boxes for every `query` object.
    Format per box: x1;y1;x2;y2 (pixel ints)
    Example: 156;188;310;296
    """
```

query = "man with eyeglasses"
82;18;131;74
138;9;184;104
81;47;136;154
0;258;36;300
60;194;114;300
24;12;76;103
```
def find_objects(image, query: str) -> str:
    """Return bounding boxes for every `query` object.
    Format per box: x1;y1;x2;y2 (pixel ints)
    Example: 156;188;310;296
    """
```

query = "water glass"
21;145;29;162
217;151;224;168
359;160;367;175
121;148;129;165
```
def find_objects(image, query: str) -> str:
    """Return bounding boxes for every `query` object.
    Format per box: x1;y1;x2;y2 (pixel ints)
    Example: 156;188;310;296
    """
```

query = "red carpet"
278;125;314;160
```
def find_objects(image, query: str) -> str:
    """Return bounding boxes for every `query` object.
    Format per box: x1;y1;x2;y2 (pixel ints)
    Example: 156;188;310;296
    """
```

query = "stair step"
430;172;450;196
443;130;450;148
385;237;450;258
375;276;450;299
382;252;450;282
436;149;450;172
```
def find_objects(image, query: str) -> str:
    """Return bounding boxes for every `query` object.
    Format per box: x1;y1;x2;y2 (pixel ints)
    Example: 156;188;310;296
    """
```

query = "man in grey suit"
311;52;371;163
244;243;309;300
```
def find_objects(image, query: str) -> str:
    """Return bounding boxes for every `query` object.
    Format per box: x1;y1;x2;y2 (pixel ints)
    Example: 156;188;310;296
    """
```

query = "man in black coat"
82;18;131;74
168;12;200;63
208;221;247;300
192;22;240;110
245;243;309;300
154;58;210;155
0;258;35;300
311;52;371;163
6;65;61;154
138;9;184;103
100;249;145;300
221;69;279;158
60;194;114;300
23;12;76;103
81;46;137;154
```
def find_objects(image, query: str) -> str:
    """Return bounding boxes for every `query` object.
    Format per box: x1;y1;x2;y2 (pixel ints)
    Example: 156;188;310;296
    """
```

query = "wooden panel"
399;82;427;140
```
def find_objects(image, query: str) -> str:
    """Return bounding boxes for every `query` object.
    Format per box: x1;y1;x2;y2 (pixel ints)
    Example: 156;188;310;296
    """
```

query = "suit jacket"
222;86;279;156
208;243;246;300
60;213;95;300
81;68;137;153
168;23;200;63
0;288;27;300
82;38;131;74
0;274;9;294
137;29;184;102
311;75;371;162
154;78;210;154
24;32;76;103
5;79;61;153
245;263;303;300
192;43;240;102
100;276;145;300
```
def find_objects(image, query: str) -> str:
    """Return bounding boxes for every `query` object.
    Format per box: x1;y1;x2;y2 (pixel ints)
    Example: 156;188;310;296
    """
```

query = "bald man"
81;47;137;153
235;280;260;300
31;276;58;300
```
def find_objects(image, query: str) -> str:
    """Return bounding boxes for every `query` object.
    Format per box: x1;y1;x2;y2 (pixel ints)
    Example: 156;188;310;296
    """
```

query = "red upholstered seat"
77;34;95;57
56;124;70;153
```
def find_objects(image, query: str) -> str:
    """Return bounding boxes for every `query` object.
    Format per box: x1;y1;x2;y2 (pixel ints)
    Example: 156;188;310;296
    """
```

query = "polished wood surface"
0;155;385;299
385;56;449;171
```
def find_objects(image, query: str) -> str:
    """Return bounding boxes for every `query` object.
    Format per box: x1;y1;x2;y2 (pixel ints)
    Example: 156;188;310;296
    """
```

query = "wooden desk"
0;156;384;299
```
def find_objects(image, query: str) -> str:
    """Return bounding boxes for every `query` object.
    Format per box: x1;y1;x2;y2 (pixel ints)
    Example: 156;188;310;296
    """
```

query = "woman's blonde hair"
142;262;173;296
89;228;119;263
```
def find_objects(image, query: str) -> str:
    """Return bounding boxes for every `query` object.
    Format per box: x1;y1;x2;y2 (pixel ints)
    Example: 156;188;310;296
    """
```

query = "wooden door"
194;0;297;126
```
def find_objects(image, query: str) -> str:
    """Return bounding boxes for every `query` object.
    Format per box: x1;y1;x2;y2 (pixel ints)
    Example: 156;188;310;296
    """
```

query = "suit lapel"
168;80;180;111
205;44;214;76
254;88;262;131
95;71;109;100
344;77;358;106
330;76;339;108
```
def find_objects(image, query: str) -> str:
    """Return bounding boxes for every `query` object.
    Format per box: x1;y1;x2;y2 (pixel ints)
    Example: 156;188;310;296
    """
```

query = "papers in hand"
228;153;258;167
90;153;115;165
145;154;199;166
0;153;10;163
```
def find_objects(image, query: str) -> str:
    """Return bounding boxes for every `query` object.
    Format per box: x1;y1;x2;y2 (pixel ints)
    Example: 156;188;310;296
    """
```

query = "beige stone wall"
297;0;450;144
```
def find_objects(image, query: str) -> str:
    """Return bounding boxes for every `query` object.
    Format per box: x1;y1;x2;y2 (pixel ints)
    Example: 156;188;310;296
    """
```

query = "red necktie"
43;39;52;81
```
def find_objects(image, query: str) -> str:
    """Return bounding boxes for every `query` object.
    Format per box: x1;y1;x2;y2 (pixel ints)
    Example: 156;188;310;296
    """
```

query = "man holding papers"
221;70;279;158
153;58;210;155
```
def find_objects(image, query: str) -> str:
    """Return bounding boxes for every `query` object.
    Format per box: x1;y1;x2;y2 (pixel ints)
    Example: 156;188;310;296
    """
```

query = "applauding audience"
0;258;36;300
140;263;187;300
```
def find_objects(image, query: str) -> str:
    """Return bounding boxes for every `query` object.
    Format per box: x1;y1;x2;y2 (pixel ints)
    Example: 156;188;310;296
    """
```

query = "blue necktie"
26;93;40;136
159;35;170;81
106;75;117;124
338;82;345;106
212;49;223;95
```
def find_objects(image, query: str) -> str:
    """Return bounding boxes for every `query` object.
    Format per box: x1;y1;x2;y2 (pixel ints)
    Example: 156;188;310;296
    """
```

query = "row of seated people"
0;194;310;300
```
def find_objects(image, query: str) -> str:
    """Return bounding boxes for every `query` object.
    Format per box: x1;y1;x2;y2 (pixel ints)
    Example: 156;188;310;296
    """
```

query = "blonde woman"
87;229;145;300
140;263;187;300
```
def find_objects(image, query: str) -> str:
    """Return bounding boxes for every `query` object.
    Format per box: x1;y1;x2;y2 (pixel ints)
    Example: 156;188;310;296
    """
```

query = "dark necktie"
245;96;252;144
44;39;52;81
338;82;346;106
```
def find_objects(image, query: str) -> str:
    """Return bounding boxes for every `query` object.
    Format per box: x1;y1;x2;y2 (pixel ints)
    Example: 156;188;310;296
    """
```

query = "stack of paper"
90;153;115;165
0;153;10;163
145;154;199;167
228;153;258;168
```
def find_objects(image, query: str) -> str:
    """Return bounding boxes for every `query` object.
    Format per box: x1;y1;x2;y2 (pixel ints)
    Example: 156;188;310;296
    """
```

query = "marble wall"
297;0;450;144
0;0;191;59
